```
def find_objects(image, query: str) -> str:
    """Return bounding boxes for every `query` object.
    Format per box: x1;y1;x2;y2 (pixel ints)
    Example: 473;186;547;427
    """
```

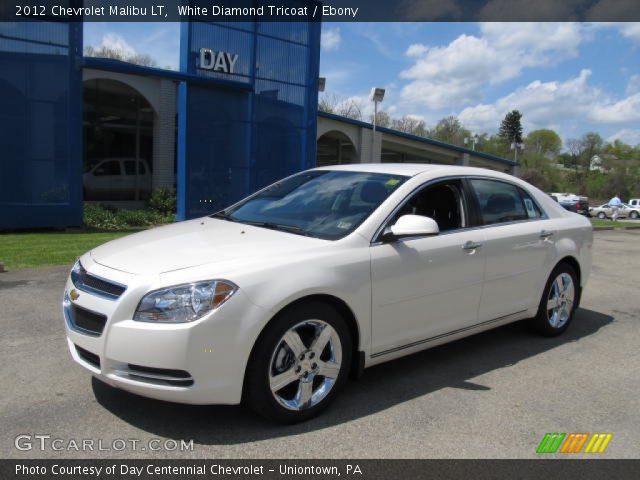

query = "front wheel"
244;302;352;423
597;212;606;219
529;263;578;337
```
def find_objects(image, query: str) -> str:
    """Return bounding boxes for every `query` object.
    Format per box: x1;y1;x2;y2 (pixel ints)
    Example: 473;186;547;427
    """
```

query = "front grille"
71;304;107;335
71;262;126;300
125;364;194;387
75;345;100;369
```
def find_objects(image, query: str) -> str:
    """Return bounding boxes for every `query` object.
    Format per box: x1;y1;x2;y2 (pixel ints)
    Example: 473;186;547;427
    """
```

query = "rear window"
470;179;542;225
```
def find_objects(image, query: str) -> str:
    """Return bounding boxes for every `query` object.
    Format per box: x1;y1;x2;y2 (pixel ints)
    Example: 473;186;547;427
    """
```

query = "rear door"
467;178;555;321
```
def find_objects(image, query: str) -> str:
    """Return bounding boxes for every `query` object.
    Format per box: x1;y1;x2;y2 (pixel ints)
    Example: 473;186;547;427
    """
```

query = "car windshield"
215;170;408;240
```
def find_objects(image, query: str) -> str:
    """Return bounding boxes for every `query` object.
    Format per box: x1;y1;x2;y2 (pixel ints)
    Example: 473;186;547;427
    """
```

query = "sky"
84;22;640;146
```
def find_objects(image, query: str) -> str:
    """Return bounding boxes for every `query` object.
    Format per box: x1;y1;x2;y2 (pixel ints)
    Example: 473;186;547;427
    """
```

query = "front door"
370;180;486;355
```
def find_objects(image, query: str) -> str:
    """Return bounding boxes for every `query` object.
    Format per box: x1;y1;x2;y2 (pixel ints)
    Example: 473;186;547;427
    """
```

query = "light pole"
370;87;385;161
464;134;479;151
511;141;524;163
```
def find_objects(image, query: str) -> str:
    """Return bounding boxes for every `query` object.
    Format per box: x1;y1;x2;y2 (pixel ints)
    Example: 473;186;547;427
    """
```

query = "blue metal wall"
0;21;83;229
177;17;321;219
0;12;320;228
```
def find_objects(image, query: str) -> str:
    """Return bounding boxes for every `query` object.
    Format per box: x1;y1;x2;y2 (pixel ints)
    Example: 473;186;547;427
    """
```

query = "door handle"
539;230;555;239
462;241;483;251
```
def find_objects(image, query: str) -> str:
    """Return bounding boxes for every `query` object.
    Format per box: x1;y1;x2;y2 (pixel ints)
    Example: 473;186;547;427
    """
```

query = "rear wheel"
630;211;639;219
529;263;578;337
244;301;351;423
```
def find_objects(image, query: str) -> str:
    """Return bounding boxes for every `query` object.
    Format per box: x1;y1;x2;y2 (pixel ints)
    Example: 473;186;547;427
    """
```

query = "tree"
428;116;470;146
564;133;604;193
317;94;336;114
370;110;391;128
566;137;584;183
518;168;553;192
317;93;364;120
477;134;511;158
84;45;156;67
525;129;562;158
336;99;364;120
391;116;428;137
499;110;523;145
580;132;604;162
602;139;635;160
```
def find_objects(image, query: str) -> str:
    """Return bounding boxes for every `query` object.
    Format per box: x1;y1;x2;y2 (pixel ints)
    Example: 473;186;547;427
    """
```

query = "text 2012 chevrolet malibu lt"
63;165;592;423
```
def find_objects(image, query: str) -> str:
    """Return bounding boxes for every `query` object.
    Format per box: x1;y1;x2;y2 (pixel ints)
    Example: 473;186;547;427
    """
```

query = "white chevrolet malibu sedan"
63;164;593;423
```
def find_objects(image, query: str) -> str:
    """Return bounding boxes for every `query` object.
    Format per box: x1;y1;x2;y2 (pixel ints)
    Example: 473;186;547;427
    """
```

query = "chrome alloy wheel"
269;320;342;411
546;272;575;329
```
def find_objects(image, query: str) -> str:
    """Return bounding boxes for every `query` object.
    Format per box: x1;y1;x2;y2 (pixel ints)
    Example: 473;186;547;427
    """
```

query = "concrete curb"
593;225;640;231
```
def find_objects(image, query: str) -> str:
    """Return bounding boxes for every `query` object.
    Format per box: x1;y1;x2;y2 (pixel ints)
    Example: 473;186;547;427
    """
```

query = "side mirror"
382;214;439;242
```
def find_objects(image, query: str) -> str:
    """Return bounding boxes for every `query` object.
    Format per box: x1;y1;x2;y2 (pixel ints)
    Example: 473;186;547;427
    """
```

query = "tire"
630;211;639;219
529;263;579;337
597;212;606;219
244;301;352;423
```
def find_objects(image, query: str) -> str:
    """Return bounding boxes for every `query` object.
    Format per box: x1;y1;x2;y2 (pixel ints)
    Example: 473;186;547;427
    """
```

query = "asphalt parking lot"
2;230;639;459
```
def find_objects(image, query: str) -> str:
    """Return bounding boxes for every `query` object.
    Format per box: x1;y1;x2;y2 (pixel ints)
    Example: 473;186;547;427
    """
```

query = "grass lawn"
590;218;636;229
0;231;135;271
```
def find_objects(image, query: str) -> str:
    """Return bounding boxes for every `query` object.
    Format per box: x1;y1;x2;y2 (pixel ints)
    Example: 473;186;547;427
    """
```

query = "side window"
124;160;147;175
469;179;532;225
520;189;543;219
124;161;136;175
94;160;121;176
392;181;466;232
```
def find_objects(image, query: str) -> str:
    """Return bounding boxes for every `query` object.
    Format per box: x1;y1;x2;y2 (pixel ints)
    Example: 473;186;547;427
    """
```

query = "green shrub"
84;203;121;230
115;209;152;227
148;188;177;216
84;203;174;231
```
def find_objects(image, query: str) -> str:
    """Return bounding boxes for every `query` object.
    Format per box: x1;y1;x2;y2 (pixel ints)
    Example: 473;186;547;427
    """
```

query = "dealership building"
0;19;515;230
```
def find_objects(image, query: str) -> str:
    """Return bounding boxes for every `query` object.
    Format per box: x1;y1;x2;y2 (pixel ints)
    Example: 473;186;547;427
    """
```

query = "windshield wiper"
241;221;312;237
211;213;312;237
210;211;238;222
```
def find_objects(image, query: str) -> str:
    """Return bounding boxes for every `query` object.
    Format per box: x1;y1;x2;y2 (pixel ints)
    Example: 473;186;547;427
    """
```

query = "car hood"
90;217;329;275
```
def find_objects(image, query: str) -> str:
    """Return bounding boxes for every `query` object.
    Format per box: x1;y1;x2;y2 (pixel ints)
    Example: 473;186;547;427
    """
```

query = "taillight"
575;202;582;209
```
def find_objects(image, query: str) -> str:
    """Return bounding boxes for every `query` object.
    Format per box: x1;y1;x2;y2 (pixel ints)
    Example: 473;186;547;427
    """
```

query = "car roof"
313;163;510;178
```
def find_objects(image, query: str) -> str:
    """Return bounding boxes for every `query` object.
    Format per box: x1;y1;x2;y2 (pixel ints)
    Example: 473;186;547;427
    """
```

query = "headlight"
70;259;82;279
134;280;237;323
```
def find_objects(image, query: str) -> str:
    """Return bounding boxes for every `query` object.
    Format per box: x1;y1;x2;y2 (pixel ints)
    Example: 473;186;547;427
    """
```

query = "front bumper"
63;256;269;405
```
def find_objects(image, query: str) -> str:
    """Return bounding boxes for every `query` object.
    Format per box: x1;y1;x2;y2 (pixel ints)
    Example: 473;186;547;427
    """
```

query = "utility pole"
370;88;385;161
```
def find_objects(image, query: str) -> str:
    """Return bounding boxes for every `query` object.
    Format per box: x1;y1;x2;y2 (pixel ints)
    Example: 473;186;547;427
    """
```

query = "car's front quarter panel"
63;253;273;405
161;234;374;361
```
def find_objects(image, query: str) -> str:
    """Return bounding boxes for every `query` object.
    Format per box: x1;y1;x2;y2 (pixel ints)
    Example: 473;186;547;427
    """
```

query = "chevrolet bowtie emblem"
69;289;80;301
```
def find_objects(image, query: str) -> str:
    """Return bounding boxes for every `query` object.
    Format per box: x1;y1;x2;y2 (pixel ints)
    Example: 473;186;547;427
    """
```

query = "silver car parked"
589;203;640;219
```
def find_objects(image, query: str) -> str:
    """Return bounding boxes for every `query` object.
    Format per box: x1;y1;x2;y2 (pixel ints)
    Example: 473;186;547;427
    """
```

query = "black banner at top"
2;0;640;22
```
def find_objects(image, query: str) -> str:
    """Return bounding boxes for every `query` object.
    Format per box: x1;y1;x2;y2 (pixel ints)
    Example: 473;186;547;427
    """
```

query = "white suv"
83;158;151;200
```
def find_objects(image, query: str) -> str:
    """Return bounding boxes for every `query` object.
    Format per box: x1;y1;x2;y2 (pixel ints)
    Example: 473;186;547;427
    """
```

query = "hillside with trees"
318;96;640;199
